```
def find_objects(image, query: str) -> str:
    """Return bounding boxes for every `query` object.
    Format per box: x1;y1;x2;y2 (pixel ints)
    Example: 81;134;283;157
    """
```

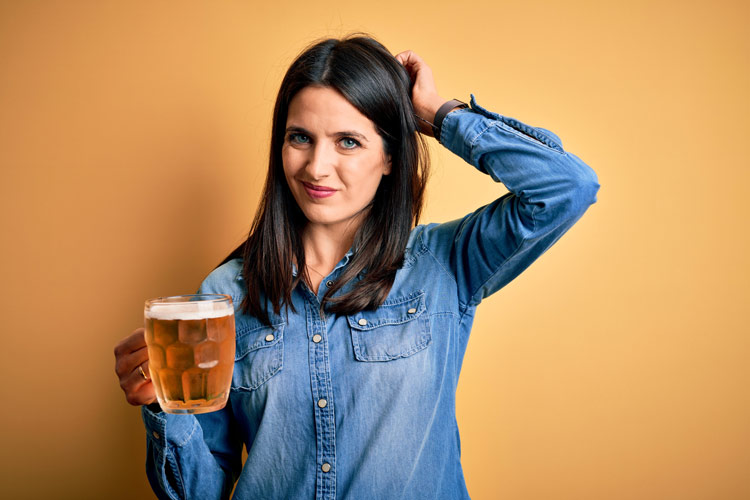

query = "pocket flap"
347;291;426;331
347;291;431;362
235;321;284;360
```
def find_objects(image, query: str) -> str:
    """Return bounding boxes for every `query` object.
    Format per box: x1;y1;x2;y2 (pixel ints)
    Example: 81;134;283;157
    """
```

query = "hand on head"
395;50;447;137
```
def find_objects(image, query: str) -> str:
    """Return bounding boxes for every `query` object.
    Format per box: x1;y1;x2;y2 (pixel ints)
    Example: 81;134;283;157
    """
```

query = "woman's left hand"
395;50;448;137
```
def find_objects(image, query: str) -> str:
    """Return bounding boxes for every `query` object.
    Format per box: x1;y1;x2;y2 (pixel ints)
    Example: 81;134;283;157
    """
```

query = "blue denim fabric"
141;96;600;500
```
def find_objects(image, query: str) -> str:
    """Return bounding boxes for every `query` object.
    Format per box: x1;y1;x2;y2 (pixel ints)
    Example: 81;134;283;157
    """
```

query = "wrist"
432;99;469;142
145;402;162;413
422;96;447;126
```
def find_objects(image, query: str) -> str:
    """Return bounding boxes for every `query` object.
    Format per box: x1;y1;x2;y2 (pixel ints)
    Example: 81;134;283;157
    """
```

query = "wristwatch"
432;99;469;142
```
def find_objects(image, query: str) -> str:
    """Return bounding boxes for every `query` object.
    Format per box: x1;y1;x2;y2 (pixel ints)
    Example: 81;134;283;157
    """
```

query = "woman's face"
282;86;391;234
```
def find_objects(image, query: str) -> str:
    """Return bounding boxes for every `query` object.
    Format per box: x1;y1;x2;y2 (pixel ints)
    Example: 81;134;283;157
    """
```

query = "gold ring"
138;364;149;381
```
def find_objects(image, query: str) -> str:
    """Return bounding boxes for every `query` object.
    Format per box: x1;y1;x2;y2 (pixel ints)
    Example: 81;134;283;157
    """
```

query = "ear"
383;155;392;176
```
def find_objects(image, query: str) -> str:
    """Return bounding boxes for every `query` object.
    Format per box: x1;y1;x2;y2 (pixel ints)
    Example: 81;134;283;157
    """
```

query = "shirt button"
321;462;331;473
265;333;274;342
317;398;327;408
407;307;417;314
312;334;322;343
326;280;334;287
152;431;160;439
358;318;367;326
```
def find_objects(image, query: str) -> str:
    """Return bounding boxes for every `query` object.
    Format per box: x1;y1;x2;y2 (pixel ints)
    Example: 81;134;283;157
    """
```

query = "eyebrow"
285;126;370;142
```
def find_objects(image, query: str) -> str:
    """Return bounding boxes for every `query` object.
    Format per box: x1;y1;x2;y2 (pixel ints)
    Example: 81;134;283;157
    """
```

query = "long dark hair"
223;35;429;325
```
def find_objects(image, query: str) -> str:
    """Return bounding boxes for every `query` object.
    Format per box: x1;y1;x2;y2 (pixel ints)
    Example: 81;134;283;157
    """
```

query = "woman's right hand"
114;327;156;406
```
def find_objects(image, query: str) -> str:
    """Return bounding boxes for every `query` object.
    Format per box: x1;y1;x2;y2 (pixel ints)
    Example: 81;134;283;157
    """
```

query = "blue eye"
289;133;310;144
340;137;360;149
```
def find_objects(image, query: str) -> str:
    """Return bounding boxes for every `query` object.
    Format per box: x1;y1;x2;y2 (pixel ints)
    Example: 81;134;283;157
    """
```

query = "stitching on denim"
172;418;199;447
231;343;283;391
402;239;428;267
351;316;432;361
353;336;431;361
468;123;494;164
493;121;565;155
347;295;425;330
236;320;285;337
469;96;564;153
164;448;186;499
457;303;477;331
418;230;458;289
418;230;462;313
378;289;425;307
321;311;336;499
235;323;285;359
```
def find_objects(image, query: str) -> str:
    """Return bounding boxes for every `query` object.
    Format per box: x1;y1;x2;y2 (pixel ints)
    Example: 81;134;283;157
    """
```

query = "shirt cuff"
141;404;199;448
439;94;565;158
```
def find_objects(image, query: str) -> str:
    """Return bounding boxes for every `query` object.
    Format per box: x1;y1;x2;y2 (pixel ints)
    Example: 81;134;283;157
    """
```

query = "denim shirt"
141;96;600;500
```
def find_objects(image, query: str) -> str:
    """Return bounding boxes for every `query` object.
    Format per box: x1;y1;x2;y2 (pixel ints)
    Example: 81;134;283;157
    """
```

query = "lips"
301;181;337;199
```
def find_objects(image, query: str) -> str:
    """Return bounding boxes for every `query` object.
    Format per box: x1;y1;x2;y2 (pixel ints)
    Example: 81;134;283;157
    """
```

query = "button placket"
306;300;336;499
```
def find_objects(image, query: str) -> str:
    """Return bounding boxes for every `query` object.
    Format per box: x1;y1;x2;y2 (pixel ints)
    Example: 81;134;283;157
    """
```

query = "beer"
144;295;235;414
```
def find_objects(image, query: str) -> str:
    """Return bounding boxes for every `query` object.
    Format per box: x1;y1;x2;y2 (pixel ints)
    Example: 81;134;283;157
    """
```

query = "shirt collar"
291;246;356;278
234;247;356;281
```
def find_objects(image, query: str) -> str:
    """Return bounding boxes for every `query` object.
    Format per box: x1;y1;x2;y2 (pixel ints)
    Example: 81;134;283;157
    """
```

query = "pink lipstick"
302;182;337;199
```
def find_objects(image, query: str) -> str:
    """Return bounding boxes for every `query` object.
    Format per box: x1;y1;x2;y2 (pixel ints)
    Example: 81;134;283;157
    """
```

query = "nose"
304;142;334;180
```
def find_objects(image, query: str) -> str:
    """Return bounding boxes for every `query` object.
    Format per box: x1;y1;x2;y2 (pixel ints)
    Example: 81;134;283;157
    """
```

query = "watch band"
432;99;468;142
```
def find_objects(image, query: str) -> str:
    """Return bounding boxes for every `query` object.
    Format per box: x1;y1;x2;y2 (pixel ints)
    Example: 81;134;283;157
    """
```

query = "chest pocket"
232;320;284;391
347;291;431;362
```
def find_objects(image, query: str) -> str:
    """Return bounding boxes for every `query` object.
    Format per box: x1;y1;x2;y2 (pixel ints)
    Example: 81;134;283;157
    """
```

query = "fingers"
395;50;432;83
114;333;148;378
395;50;425;69
121;355;157;406
114;327;146;359
116;343;149;377
125;377;156;406
394;50;445;137
117;345;148;385
114;327;156;406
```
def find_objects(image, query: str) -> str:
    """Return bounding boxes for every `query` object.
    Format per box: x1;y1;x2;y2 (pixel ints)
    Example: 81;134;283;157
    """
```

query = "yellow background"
1;1;748;498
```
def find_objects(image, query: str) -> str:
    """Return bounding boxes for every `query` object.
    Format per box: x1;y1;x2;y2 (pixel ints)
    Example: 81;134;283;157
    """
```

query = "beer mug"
144;294;236;414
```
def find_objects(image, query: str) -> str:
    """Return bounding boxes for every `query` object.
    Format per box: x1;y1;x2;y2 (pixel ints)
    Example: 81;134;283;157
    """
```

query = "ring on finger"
138;364;149;381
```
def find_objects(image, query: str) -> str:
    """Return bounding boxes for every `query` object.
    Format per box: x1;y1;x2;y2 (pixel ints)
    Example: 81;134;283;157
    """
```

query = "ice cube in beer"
219;335;235;365
147;344;166;370
194;340;219;369
207;366;228;400
207;315;231;341
182;367;207;401
179;319;207;344
166;343;194;370
159;368;184;401
152;319;178;346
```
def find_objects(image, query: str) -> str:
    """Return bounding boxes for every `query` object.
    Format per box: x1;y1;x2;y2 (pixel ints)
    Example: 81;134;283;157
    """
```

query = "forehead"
286;86;378;135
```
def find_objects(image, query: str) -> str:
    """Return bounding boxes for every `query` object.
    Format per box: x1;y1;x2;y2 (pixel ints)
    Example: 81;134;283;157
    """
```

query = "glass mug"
144;294;236;414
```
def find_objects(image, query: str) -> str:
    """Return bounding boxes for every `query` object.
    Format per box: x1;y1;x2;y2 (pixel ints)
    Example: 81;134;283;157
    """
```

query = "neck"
302;221;358;274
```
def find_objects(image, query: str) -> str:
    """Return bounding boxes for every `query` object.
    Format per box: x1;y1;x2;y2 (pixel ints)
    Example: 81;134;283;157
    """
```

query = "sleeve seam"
467;122;495;164
172;419;199;448
418;231;464;308
164;448;186;499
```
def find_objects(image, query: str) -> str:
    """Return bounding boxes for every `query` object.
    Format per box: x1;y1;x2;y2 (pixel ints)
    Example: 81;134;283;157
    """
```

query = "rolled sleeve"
425;95;599;309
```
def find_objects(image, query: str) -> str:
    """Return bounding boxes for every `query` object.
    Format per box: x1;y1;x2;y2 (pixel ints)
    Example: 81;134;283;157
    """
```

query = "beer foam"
146;301;233;320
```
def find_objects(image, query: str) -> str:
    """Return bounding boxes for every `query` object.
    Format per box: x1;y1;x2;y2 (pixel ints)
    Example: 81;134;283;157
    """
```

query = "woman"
114;35;599;499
